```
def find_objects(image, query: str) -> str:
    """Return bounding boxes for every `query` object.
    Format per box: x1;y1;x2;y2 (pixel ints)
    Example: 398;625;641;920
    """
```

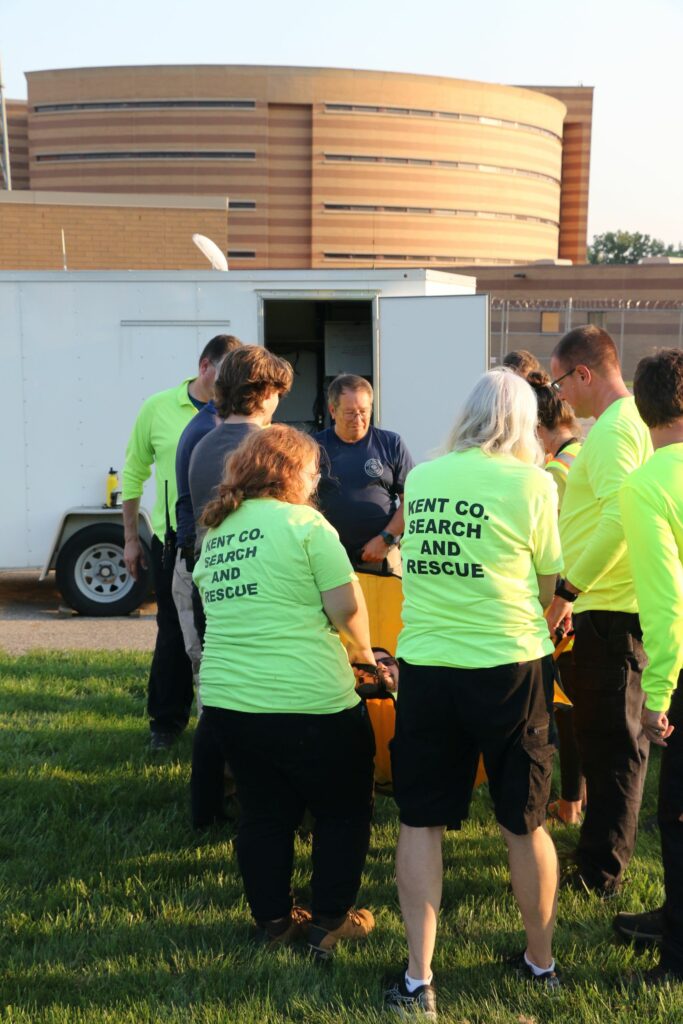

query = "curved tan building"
13;65;593;268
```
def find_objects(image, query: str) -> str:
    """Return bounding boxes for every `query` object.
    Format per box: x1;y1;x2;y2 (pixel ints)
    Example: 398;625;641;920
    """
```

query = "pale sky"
3;0;682;245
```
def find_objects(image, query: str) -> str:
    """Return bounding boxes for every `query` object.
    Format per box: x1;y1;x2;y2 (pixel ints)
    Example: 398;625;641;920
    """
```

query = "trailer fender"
40;507;153;579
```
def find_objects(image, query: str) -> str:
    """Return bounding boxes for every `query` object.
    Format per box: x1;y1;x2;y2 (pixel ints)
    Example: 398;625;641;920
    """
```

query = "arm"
123;497;146;580
620;479;683;716
547;424;646;632
174;424;197;551
537;573;557;612
566;422;645;594
362;437;415;562
321;579;375;665
360;498;405;562
121;401;155;580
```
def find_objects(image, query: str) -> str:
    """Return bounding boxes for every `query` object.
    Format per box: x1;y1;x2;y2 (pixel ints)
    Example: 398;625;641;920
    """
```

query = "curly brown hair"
201;424;320;529
214;345;293;418
634;349;683;427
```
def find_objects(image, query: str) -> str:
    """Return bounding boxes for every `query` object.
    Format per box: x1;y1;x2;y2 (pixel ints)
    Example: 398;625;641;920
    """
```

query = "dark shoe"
384;973;437;1018
561;868;620;900
506;951;561;991
613;907;664;946
307;907;375;959
625;963;683;989
256;906;312;948
149;731;178;751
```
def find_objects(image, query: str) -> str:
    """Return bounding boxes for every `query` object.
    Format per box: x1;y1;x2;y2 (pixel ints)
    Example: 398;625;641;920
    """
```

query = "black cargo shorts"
391;655;556;835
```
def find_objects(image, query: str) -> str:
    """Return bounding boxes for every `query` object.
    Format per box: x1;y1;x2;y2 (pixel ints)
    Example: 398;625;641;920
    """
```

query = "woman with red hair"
193;424;377;957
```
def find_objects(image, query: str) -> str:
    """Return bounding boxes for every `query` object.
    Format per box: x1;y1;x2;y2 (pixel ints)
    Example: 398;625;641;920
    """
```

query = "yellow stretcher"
353;571;571;792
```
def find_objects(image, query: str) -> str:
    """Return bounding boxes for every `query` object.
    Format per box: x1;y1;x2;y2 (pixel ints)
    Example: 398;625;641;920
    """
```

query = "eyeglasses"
550;367;575;392
341;410;370;420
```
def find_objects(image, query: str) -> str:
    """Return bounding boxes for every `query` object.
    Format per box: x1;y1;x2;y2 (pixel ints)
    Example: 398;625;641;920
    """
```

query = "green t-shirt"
559;396;652;613
619;443;683;713
397;447;563;669
122;378;199;540
193;498;360;714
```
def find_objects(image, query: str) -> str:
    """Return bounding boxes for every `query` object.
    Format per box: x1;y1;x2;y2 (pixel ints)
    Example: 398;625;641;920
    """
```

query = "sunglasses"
550;367;575;392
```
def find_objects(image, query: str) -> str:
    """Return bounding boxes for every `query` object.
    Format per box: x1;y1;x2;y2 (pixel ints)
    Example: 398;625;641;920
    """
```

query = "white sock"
405;971;433;992
524;951;555;976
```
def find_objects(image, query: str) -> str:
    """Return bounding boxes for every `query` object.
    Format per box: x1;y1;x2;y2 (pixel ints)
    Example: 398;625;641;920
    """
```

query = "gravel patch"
0;571;157;655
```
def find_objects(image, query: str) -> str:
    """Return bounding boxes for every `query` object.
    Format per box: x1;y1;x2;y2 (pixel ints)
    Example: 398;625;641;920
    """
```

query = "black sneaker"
383;973;437;1019
506;951;561;991
150;730;178;751
613;907;664;946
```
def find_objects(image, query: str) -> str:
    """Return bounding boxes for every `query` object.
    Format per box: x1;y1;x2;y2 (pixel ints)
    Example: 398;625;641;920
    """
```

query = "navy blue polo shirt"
175;400;218;547
315;425;415;555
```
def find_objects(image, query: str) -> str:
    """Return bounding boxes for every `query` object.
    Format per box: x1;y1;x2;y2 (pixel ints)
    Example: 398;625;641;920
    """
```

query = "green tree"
588;230;683;264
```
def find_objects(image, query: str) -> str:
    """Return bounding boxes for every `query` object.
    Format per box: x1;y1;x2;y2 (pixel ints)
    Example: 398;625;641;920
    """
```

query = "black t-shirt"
314;425;415;555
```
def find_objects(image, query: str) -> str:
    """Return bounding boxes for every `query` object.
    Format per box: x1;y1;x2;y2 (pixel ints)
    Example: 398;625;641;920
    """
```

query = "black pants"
200;703;375;923
147;535;194;735
190;710;234;828
555;651;584;803
571;609;649;892
660;680;683;973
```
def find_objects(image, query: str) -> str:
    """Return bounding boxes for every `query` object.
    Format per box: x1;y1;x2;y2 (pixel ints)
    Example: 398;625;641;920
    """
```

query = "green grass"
0;650;679;1022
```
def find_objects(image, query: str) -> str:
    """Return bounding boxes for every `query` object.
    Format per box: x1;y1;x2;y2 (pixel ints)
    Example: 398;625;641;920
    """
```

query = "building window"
35;150;256;162
587;311;606;328
322;154;559;186
34;99;256;113
228;250;256;259
540;312;562;333
228;200;256;209
323;102;560;141
322;202;558;228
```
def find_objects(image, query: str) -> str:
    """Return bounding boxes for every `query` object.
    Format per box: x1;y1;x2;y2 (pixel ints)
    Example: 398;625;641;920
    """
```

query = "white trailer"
1;268;488;614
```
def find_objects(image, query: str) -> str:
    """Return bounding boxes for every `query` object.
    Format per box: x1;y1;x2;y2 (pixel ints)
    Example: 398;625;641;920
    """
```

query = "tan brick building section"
0;192;228;270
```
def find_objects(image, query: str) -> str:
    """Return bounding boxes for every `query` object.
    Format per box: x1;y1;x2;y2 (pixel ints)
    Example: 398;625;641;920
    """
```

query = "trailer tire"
55;524;151;617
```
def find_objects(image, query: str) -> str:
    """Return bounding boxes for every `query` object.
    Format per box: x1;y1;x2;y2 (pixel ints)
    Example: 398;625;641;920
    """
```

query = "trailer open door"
376;294;489;462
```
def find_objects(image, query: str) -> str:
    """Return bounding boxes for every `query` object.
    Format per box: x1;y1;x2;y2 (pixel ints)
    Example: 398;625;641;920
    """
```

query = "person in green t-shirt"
527;373;585;827
545;324;652;898
612;350;683;986
384;370;563;1014
193;424;381;956
121;334;237;751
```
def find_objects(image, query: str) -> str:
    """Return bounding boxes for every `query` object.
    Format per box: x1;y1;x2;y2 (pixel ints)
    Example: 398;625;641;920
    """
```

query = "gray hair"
444;369;544;465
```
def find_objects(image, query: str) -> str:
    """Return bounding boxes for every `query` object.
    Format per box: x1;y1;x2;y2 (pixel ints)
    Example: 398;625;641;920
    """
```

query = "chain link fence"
490;298;683;380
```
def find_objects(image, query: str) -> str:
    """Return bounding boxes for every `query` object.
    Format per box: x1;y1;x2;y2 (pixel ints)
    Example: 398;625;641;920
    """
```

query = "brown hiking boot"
257;905;312;948
307;908;375;959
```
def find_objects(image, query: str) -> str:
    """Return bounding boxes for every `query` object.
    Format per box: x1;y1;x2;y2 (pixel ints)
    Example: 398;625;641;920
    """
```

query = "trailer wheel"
55;524;151;616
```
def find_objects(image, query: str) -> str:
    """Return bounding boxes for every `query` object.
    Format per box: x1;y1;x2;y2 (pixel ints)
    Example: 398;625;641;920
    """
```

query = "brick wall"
0;194;228;269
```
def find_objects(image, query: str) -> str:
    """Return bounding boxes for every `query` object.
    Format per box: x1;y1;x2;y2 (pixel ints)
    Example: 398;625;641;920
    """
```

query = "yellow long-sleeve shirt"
122;378;198;541
559;396;652;613
619;443;683;712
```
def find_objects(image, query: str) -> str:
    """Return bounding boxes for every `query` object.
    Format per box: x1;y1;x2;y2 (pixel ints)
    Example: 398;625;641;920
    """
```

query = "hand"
124;537;146;581
360;535;390;563
545;595;573;637
641;708;674;747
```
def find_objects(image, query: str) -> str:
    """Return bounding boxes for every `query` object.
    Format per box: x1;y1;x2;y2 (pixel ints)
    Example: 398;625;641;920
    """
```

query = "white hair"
444;368;544;465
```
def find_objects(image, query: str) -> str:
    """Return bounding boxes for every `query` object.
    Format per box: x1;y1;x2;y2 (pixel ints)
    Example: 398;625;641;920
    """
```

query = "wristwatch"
554;578;579;602
380;530;396;547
